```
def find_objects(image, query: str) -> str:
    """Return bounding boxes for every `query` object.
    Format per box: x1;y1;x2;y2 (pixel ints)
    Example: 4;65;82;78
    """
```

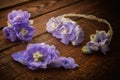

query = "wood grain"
0;0;30;10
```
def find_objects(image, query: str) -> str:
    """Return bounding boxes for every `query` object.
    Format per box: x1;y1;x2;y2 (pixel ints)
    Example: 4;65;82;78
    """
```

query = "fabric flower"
3;26;18;42
82;30;110;54
71;26;84;46
3;10;35;42
8;10;30;24
90;30;110;42
50;57;78;69
12;43;60;70
12;43;78;70
13;23;34;42
99;39;110;54
46;17;62;33
46;17;84;45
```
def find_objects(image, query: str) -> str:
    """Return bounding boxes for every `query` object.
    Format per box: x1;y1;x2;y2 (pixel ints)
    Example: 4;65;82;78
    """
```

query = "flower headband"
46;14;113;54
12;43;78;70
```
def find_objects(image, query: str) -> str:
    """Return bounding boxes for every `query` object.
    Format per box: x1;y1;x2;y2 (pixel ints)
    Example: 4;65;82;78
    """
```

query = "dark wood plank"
0;0;30;10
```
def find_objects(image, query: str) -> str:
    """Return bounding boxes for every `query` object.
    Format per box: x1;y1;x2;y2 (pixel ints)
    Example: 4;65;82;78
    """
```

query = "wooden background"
0;0;120;80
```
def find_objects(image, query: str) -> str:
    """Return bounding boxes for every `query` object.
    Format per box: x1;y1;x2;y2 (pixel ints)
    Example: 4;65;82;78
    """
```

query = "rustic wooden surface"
0;0;120;80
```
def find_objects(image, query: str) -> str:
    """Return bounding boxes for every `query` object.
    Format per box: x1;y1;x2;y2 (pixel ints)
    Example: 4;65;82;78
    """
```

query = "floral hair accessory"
3;10;34;42
46;16;84;46
74;14;114;54
11;43;78;70
47;13;113;54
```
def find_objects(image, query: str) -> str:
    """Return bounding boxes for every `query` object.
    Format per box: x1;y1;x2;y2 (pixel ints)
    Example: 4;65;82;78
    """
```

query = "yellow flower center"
20;28;28;36
61;29;68;34
33;51;43;62
51;23;57;29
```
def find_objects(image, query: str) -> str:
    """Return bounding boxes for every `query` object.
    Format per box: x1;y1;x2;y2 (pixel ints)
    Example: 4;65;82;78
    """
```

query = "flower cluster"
12;43;78;70
82;30;111;54
46;17;84;46
3;10;35;42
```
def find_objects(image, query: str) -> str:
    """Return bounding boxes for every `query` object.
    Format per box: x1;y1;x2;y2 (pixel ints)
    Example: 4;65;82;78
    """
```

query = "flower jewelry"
12;43;78;70
46;17;84;46
3;10;35;42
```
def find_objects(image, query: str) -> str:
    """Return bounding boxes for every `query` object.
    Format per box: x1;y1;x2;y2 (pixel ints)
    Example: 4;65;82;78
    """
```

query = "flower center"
20;28;28;36
61;29;67;34
33;51;43;62
51;23;57;29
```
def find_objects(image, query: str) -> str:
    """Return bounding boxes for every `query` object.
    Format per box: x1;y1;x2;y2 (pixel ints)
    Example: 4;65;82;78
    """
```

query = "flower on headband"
90;30;110;42
3;10;34;42
46;17;84;45
82;30;110;54
50;57;78;69
8;10;30;24
12;43;78;70
71;26;84;46
99;39;110;54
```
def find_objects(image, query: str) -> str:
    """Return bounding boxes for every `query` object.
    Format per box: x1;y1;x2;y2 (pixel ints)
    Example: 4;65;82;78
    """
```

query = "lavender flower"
3;26;18;42
71;26;84;46
8;10;30;24
99;39;110;54
12;43;78;70
13;23;34;42
50;57;78;69
46;17;84;45
46;17;62;33
12;43;60;70
3;10;35;42
90;30;110;42
82;30;110;54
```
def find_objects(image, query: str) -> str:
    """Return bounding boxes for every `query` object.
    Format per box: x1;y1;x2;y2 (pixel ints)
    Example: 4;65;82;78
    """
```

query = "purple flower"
8;10;30;24
11;43;78;70
13;23;34;42
90;30;110;42
46;17;84;45
99;39;110;54
3;26;18;42
12;43;60;70
50;57;78;69
46;17;62;33
3;10;35;42
82;30;110;54
86;41;99;51
12;50;26;65
71;26;84;46
82;41;99;54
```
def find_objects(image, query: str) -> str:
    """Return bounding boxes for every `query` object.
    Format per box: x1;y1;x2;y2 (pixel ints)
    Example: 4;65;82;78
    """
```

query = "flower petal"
11;51;25;65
